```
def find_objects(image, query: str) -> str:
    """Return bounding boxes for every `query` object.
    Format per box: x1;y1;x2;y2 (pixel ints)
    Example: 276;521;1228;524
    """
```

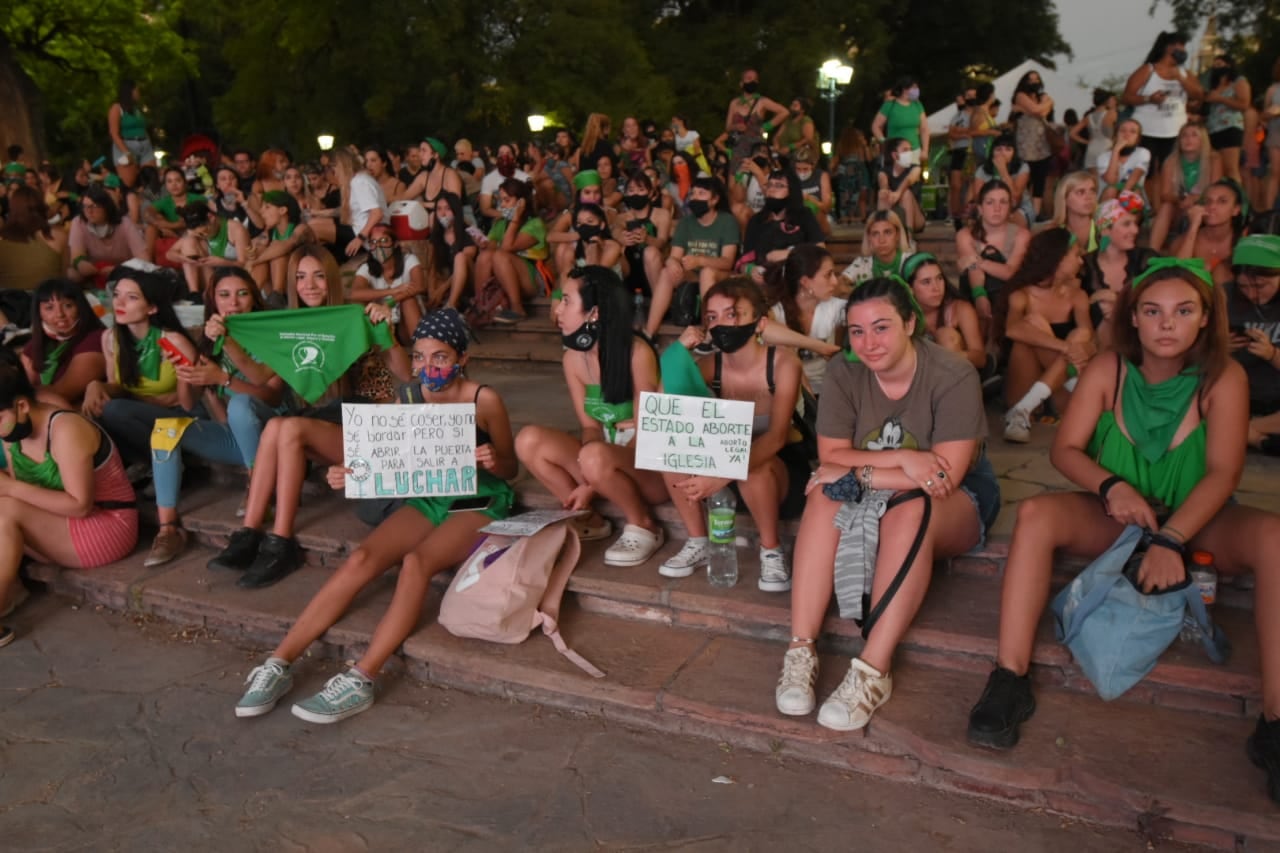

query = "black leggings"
1026;157;1052;199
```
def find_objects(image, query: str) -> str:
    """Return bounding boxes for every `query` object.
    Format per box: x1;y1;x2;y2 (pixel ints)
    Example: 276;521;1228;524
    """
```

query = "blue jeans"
151;395;279;510
101;397;193;465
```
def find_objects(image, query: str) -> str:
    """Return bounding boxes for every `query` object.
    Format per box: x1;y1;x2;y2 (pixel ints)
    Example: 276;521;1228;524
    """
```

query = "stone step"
19;545;1276;850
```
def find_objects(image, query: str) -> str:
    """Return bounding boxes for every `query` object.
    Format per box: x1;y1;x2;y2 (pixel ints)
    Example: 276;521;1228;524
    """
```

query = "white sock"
267;656;291;670
688;536;708;547
1012;381;1052;415
1064;376;1078;393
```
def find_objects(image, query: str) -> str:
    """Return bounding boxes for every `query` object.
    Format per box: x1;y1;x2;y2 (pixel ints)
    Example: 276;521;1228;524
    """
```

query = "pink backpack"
438;522;604;677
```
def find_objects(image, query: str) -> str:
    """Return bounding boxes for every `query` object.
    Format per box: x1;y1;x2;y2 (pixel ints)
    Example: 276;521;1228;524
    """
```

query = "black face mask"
752;156;770;170
561;320;599;352
742;81;759;95
709;322;756;353
576;223;604;242
687;199;711;218
964;98;978;107
763;196;787;213
1210;68;1230;87
0;413;32;443
1171;48;1188;65
425;157;437;172
622;193;649;210
1119;145;1136;157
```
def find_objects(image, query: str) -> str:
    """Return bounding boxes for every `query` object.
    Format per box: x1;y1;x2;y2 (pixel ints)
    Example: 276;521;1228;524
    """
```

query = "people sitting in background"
478;144;530;222
1095;118;1151;204
1080;193;1156;349
1000;229;1095;444
68;186;147;287
425;191;476;310
245;190;315;300
1072;89;1117;173
549;171;607;276
876;138;925;233
1047;171;1099;252
779;276;996;731
966;258;1280;809
729;142;775;231
792;146;834;236
363;145;404;203
644;176;740;338
473;177;548;326
562;203;622;284
1171;179;1245;287
331;148;388;260
1224;235;1280;452
170;205;252;296
0;349;138;646
615;171;672;302
1149;123;1220;251
350;223;425;342
205;246;408;589
232;308;517;725
660;277;803;591
82;268;200;467
21;279;106;407
742;172;824;286
516;267;667;566
764;244;846;394
144;167;207;267
143;267;286;567
956;180;1031;330
250;149;290;198
904;252;985;369
775;97;818;159
970;134;1034;228
840;209;912;287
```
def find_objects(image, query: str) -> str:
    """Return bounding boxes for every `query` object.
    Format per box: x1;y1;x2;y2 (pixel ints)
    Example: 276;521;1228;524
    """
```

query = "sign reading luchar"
634;392;754;481
342;403;477;499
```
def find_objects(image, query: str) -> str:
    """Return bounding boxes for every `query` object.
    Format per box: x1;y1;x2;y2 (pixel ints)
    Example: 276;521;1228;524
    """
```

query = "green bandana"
573;170;602;190
39;340;71;386
135;326;162;381
226;304;394;404
871;251;902;280
1232;234;1280;270
1132;256;1213;289
1181;157;1201;193
1122;361;1200;464
659;341;711;398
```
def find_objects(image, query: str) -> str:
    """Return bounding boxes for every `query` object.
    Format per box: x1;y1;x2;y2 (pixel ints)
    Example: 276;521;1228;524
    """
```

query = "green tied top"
39;340;72;386
9;437;64;491
583;384;633;444
135;326;163;382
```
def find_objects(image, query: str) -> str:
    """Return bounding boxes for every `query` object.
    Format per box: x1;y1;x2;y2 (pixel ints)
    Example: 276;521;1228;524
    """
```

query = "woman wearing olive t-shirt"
775;277;999;732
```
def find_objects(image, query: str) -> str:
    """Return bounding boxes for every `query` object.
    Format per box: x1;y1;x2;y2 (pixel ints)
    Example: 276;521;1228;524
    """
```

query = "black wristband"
1097;475;1125;505
1147;532;1186;557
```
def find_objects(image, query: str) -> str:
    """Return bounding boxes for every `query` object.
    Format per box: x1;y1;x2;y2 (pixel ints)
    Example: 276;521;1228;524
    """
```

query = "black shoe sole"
1246;734;1280;804
966;697;1036;751
207;558;251;572
236;556;303;589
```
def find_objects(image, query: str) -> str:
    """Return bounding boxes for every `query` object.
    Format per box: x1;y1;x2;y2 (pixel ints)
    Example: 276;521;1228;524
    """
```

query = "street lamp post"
316;134;335;152
526;114;547;134
817;59;853;151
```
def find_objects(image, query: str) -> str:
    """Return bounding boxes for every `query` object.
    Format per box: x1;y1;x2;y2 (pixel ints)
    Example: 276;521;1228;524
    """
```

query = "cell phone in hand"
159;337;192;367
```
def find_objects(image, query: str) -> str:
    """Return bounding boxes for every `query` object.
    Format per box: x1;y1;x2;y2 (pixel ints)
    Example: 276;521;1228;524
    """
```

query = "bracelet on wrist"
1147;532;1186;557
971;286;988;299
1097;474;1125;505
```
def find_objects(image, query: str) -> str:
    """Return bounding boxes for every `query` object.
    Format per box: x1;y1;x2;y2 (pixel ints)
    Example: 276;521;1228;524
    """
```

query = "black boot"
1247;714;1280;804
207;527;264;571
237;534;304;589
967;666;1036;750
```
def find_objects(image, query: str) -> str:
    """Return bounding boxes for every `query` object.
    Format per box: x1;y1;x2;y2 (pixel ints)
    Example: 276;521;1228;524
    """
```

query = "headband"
1232;234;1280;271
412;307;470;355
1131;257;1213;289
424;137;447;157
573;170;602;190
261;190;291;207
900;252;937;282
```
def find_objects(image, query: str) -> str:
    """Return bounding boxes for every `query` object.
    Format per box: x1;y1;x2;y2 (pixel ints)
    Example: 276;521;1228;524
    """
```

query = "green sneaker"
291;670;375;724
235;659;293;718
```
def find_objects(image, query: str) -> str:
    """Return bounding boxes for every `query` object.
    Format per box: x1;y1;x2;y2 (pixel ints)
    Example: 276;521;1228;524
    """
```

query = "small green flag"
226;305;394;404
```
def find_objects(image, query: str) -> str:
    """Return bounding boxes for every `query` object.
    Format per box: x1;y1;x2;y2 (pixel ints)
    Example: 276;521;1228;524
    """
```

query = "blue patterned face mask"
419;363;461;391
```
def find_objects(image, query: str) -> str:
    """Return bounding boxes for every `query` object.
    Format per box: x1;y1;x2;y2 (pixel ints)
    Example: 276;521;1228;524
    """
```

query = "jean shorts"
958;452;1001;550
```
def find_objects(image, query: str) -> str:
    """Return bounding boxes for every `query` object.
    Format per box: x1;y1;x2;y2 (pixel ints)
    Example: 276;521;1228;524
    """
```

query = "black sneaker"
967;666;1036;750
207;527;263;571
237;534;304;589
1246;714;1280;804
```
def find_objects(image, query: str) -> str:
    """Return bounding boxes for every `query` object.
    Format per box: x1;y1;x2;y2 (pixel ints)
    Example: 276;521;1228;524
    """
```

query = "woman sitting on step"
515;266;668;568
21;278;107;407
660;277;805;592
205;245;408;590
966;258;1280;806
776;276;999;732
0;350;138;647
142;267;287;568
233;308;518;725
904;252;986;370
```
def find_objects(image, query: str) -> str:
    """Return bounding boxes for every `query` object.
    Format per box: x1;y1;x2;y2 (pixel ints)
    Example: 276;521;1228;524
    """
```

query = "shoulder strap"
861;489;931;640
534;524;604;678
766;346;776;395
712;351;722;394
45;409;76;454
473;384;488;404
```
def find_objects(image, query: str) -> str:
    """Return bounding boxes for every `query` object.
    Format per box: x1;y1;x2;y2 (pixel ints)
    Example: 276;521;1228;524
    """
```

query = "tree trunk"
0;30;46;163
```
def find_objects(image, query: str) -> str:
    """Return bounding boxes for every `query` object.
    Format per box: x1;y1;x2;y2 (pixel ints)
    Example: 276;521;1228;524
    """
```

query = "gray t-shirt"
817;339;986;451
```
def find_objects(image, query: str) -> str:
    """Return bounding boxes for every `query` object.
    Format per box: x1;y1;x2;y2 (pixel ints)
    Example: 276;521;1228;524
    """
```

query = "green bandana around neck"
135;326;162;381
39;340;72;386
871;251;902;279
225;304;394;404
1121;360;1200;463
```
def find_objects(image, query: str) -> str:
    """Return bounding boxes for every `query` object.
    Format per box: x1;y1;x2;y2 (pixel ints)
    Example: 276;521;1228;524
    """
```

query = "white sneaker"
758;546;791;592
659;538;709;578
603;524;664;567
1003;407;1031;444
775;646;819;715
816;657;893;732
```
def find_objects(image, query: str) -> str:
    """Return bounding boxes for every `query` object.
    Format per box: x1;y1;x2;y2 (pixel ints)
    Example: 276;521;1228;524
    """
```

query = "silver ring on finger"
925;479;934;488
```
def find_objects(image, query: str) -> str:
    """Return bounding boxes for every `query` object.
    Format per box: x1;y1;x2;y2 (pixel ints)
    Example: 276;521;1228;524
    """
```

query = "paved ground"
0;595;1199;853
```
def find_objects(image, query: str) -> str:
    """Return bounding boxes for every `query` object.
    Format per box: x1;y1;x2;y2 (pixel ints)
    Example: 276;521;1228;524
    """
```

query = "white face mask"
895;152;913;168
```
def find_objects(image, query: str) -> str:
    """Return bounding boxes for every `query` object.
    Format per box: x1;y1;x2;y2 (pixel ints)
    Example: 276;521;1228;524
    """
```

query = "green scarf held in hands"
225;304;394;404
39;340;71;386
135;326;163;381
659;341;710;398
1121;360;1200;464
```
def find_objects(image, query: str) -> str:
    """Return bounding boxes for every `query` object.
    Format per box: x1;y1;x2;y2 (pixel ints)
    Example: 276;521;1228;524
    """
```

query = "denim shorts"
958;452;1001;550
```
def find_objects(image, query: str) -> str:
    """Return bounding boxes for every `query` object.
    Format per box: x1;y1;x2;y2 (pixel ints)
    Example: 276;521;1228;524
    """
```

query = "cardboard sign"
634;392;754;481
342;403;476;499
479;509;585;537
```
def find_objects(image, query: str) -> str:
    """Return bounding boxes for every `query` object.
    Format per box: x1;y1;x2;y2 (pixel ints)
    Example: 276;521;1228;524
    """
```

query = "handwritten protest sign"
342;404;476;499
634;392;754;481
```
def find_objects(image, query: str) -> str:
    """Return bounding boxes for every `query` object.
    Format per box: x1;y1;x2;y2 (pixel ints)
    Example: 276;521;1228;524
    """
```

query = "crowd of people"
0;37;1278;805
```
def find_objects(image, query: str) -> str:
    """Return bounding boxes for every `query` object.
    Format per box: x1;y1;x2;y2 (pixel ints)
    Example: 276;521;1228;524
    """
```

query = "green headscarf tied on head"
1232;234;1280;271
1131;256;1214;290
424;137;447;158
842;275;929;362
261;190;291;208
900;251;937;282
573;170;601;190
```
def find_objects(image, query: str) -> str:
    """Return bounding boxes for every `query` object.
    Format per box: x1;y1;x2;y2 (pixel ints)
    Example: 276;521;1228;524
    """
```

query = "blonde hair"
1173;123;1213;199
580;113;611;162
861;209;912;254
1051;170;1097;229
329;148;363;225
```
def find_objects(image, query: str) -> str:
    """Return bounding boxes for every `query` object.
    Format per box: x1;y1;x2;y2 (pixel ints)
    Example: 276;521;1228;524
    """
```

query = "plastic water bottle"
1180;550;1218;643
707;488;738;588
632;289;646;332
